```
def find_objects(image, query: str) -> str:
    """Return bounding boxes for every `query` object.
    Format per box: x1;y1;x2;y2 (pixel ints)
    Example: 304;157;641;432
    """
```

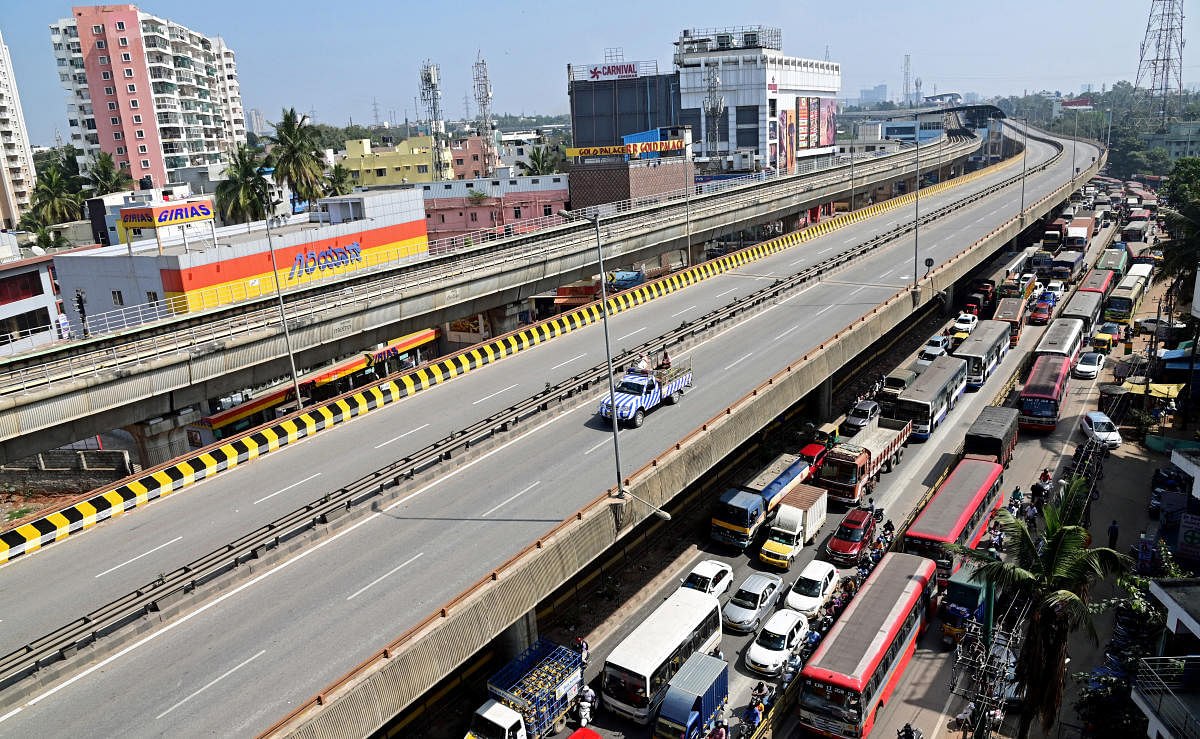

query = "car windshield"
884;377;908;391
615;380;647;394
1081;354;1100;366
682;573;711;591
769;531;798;546
849;407;871;419
792;576;822;597
800;680;862;722
755;628;788;651
918;350;939;361
603;665;649;708
729;588;760;610
835;524;865;542
1093;419;1116;433
467;715;508;739
1099;324;1119;335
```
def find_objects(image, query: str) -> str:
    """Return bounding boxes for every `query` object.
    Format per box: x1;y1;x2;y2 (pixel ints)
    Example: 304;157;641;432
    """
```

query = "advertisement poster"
796;97;810;150
769;142;778;170
807;97;821;148
779;110;795;173
820;98;837;147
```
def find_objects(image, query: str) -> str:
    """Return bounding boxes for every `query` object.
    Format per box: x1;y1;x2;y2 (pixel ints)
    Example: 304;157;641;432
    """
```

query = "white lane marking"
849;285;869;296
550;353;587;370
671;306;696;317
724;353;753;370
617;327;646;341
715;288;738;299
482;481;541;518
253;473;322;505
790;256;807;266
816;305;836;316
879;268;894;278
155;650;266;720
472;383;520;406
775;325;802;341
374;424;430;449
817;247;833;254
94;536;183;579
345;552;425;601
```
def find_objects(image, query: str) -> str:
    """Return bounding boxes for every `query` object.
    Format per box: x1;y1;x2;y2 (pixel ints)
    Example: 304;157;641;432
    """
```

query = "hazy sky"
2;0;1193;145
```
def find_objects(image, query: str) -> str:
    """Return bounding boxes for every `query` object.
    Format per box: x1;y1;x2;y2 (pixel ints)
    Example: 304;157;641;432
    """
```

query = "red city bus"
1128;208;1150;224
1078;268;1115;298
903;458;1005;586
799;553;936;739
1018;355;1071;430
992;297;1026;348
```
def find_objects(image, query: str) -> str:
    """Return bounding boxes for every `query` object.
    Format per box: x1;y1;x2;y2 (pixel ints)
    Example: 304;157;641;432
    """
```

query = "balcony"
1132;656;1200;738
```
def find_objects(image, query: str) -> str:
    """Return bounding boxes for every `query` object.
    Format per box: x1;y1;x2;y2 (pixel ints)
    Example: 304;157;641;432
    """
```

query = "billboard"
119;199;215;229
779;109;796;173
820;98;837;147
807;97;820;148
796;98;810;149
571;60;658;82
565;139;686;157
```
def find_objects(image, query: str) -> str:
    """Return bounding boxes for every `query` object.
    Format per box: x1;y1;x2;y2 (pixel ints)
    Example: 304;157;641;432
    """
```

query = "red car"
824;508;877;566
1029;301;1053;325
797;442;829;481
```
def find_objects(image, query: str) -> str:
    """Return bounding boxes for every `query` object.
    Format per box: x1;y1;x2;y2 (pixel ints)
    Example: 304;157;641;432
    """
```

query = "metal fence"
1133;656;1200;739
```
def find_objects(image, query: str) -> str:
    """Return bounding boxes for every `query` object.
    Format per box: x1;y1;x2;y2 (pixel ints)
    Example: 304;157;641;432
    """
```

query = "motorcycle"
897;725;924;739
576;694;594;727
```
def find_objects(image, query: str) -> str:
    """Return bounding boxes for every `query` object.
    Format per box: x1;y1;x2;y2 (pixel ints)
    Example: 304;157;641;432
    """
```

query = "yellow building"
342;136;453;185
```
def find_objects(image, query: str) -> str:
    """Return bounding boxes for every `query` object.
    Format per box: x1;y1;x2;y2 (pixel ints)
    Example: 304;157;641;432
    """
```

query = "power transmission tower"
1132;0;1186;131
472;51;496;176
371;97;382;128
419;61;446;179
903;54;912;107
702;65;725;169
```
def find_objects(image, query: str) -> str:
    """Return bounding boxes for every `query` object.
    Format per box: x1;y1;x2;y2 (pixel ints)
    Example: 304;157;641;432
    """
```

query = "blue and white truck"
711;453;812;550
598;366;692;428
465;639;584;739
653;652;729;739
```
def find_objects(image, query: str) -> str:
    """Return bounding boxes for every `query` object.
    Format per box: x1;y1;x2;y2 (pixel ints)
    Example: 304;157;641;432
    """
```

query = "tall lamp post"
1071;108;1080;182
912;113;921;288
263;195;304;409
1018;118;1029;219
559;209;671;522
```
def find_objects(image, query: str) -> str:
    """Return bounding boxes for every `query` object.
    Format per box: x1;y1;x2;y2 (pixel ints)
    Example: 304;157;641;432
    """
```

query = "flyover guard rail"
0;136;979;398
0;132;1060;714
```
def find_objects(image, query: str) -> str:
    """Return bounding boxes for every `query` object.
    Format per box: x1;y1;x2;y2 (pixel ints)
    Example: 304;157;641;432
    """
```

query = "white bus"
1035;318;1085;364
601;587;722;723
1126;262;1154;282
953;320;1010;388
893;355;967;440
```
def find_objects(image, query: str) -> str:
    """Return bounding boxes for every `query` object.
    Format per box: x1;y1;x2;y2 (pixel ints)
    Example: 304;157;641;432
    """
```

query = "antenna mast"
902;54;912;106
473;51;497;176
1132;0;1186;131
419;61;446;179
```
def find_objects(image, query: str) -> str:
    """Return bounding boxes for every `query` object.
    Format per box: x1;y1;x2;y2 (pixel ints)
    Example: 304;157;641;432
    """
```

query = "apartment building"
0;29;36;230
50;5;246;189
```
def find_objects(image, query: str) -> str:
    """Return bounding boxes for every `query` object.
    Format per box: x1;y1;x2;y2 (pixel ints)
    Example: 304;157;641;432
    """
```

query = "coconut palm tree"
31;166;81;225
34;226;70;251
215;145;270;226
951;479;1129;738
1156;197;1200;287
17;210;43;232
517;146;559;176
87;151;134;195
324;163;353;196
266;107;324;210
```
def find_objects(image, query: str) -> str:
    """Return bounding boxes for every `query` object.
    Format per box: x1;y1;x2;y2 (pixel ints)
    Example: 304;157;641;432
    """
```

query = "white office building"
0;29;36;230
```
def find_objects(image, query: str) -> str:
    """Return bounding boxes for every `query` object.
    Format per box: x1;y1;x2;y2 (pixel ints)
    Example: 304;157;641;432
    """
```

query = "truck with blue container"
652;652;729;739
465;639;584;739
598;366;692;428
711;453;810;550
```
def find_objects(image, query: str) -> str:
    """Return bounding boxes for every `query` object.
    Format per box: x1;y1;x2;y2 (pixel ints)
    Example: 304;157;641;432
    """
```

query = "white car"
1080;411;1122;449
745;609;809;676
1074;352;1105;379
680;560;733;598
924;335;951;353
916;345;946;368
1046;281;1067;302
952;313;979;334
785;560;841;616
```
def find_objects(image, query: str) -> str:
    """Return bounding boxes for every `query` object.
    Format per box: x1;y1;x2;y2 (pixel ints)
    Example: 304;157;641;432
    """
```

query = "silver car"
722;572;783;632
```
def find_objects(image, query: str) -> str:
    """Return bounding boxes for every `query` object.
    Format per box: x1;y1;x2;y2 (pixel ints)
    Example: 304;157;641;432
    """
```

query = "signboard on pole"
1179;514;1200;560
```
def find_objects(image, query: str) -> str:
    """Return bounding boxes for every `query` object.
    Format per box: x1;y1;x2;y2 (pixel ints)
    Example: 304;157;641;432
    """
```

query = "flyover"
0;135;982;464
0;123;1102;737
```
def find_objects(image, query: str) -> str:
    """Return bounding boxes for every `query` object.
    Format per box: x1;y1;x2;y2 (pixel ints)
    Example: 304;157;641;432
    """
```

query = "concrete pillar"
689;239;706;266
814;376;834;422
485;305;523;339
496;608;539;663
782;212;802;233
124;413;196;468
942;283;956;316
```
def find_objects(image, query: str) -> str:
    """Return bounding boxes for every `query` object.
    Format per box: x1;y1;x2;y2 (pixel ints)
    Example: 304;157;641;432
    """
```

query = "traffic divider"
0;151;1015;564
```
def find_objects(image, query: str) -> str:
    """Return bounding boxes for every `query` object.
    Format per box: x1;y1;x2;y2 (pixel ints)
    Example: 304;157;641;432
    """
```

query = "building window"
146;291;158;304
532;178;539;184
129;99;138;108
113;132;122;140
115;21;125;31
374;168;385;177
553;177;561;183
110;116;119;125
107;102;118;110
119;160;129;170
516;147;524;155
132;114;141;123
393;166;403;172
472;154;479;161
543;205;553;217
124;68;134;77
121;52;131;62
119;37;129;47
444;184;452;189
126;84;136;93
417;165;428;173
513;207;521;219
470;212;478;222
438;214;445;223
141;159;150;169
99;55;109;65
96;40;105;49
115;146;125;155
104;86;114;95
111;290;124;306
455;158;464;165
102;71;111;80
135;129;145;139
138;144;147;153
0;271;46;306
92;24;103;34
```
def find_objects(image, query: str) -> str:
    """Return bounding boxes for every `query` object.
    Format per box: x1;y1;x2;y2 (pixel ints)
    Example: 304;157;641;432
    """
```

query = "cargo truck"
1043;218;1070;252
758;483;829;569
466;639;584;739
817;416;912;504
711;453;811;550
963;406;1019;467
598;366;692;428
1050;251;1086;283
652;653;729;739
1064;216;1095;250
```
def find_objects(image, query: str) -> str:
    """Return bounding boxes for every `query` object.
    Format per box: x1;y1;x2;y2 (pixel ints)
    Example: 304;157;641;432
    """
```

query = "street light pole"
849;121;856;212
559;209;670;522
263;202;304;409
913;113;921;288
1019;118;1029;218
1106;107;1113;151
1072;108;1079;182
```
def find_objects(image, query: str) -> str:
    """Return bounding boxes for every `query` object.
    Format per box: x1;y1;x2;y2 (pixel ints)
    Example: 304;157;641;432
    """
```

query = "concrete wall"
0;449;132;492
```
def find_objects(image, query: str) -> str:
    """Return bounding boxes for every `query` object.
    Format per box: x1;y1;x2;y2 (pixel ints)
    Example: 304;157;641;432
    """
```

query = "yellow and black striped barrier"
0;157;1013;564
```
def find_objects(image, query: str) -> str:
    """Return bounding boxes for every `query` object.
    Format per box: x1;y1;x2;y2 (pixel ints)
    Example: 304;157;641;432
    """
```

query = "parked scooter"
576;685;596;727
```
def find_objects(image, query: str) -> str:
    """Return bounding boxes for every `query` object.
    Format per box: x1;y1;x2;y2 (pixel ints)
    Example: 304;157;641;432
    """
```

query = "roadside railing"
1132;656;1200;739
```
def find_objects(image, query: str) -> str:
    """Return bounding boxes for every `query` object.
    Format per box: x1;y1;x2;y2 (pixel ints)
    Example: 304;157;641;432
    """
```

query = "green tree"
324;163;353;196
1144;147;1172;176
17;210;43;232
951;479;1129;738
517;146;559;175
87;151;134;195
1164;157;1200;204
34;226;70;251
1158;197;1200;286
31;166;82;224
245;131;262;151
267;107;325;210
215;144;270;225
32;144;85;193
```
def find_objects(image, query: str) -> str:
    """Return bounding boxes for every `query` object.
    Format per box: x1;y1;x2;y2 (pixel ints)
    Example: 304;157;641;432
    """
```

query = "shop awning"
1121;381;1185;398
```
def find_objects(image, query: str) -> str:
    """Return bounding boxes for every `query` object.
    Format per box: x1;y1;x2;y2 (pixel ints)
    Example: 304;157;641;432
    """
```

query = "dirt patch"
0;486;82;525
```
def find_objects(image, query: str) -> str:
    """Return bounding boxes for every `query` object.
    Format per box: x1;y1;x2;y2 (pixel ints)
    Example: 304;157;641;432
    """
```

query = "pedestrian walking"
1108;520;1120;549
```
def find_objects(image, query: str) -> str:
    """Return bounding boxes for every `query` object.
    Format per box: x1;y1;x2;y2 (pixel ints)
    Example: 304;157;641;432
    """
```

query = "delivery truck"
711;453;811;550
817;416;912;504
758;483;829;569
652;653;729;739
466;639;584;739
1064;216;1095;250
963;406;1019;467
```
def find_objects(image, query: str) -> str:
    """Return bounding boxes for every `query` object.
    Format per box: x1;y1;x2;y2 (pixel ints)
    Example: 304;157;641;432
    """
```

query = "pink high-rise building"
51;5;245;189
